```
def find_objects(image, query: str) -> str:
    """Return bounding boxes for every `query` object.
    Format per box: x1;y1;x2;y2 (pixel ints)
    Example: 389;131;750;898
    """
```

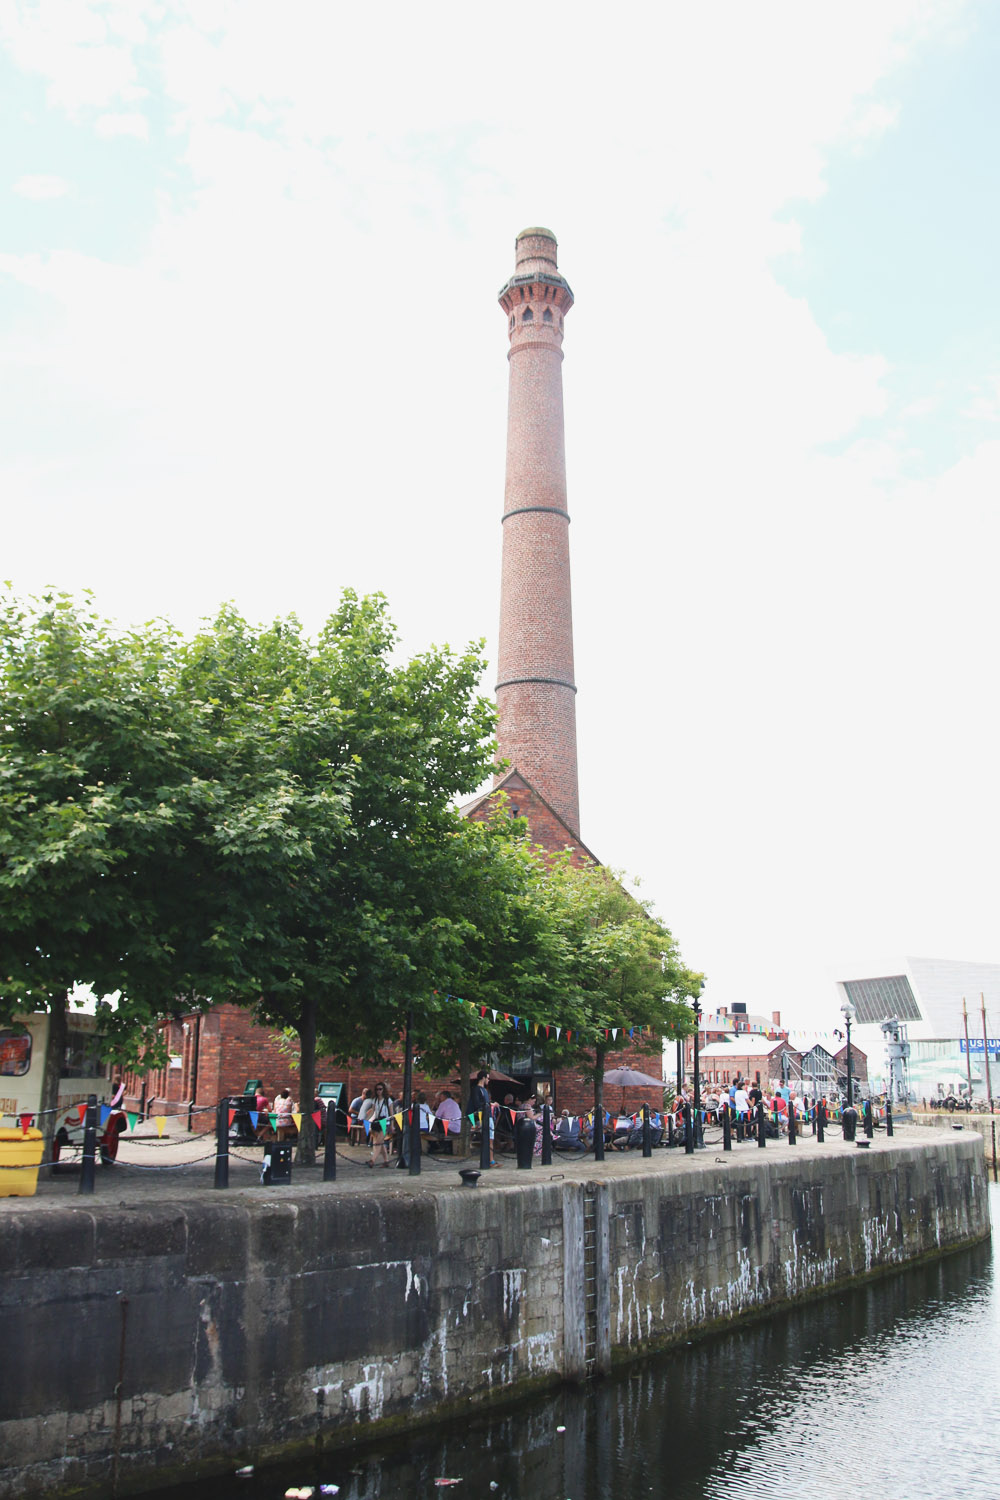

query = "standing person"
100;1071;128;1163
470;1069;494;1163
360;1082;393;1166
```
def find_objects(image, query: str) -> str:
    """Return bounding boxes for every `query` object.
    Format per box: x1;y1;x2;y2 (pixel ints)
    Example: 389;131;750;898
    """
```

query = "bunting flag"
228;1108;236;1128
77;1102;87;1124
19;1112;32;1134
429;985;676;1052
100;1105;111;1128
311;1110;322;1130
394;1112;404;1130
442;1119;450;1135
380;1119;390;1135
126;1111;138;1132
269;1113;278;1131
292;1113;302;1131
508;1109;516;1126
249;1111;259;1128
156;1116;166;1137
364;1120;371;1137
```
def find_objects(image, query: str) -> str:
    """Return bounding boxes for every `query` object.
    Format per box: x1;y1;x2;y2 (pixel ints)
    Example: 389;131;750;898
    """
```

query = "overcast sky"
3;1;998;1032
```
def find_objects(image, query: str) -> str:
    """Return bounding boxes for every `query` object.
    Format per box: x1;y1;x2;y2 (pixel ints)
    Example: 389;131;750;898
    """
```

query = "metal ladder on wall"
582;1193;598;1376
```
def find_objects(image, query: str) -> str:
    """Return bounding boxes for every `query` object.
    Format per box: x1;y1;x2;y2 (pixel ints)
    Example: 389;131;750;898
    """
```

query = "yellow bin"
0;1127;45;1196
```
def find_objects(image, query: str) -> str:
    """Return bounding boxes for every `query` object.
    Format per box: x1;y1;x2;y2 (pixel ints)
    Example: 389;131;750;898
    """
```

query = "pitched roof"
459;769;601;865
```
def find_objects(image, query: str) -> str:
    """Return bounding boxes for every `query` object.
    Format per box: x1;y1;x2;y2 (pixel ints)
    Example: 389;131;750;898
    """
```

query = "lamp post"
841;999;855;1108
692;983;705;1148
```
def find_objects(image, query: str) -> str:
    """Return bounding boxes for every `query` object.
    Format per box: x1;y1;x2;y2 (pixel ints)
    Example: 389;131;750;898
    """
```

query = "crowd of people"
227;1069;852;1169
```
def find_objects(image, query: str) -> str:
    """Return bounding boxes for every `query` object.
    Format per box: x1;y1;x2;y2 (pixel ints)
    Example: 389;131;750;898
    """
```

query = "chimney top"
515;227;559;273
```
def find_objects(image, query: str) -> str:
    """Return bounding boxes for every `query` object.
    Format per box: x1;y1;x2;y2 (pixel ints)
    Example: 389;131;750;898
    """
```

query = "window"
0;1029;31;1077
843;976;921;1025
522;307;533;322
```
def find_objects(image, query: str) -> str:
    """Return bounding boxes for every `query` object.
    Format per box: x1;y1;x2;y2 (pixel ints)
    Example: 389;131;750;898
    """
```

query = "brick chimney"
495;228;579;836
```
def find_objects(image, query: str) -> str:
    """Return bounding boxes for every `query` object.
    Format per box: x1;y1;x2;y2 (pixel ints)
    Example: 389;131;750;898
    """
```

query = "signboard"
959;1038;1000;1054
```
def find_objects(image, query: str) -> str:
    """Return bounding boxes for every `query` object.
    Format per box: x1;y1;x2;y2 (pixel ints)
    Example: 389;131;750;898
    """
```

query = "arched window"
542;307;553;323
522;307;533;322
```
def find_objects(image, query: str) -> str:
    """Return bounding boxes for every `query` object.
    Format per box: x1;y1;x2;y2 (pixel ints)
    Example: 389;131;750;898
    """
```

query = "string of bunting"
431;989;657;1047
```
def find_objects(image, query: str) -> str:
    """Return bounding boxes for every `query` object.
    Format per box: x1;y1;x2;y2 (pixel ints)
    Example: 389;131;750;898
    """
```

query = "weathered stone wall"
0;1137;988;1500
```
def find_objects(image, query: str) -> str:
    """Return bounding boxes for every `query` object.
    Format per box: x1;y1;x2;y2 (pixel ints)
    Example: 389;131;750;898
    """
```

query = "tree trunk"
38;993;68;1163
297;996;317;1166
458;1034;471;1158
593;1044;607;1160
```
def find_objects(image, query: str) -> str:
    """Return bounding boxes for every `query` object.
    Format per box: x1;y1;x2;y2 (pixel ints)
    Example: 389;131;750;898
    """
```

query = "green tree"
0;592;227;1147
523;859;701;1131
173;592;497;1162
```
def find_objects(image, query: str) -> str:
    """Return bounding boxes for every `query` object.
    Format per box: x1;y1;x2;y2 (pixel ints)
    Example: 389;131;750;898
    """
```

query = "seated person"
274;1088;298;1142
253;1086;273;1141
626;1113;664;1149
430;1090;462;1148
416;1092;435;1132
553;1110;586;1151
494;1094;518;1152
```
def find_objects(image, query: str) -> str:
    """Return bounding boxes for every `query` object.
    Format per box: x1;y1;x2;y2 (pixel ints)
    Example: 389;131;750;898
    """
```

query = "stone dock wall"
0;1135;989;1499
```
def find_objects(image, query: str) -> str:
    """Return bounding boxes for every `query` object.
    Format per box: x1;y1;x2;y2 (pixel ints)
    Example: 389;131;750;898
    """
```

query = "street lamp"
840;999;855;1108
692;982;705;1148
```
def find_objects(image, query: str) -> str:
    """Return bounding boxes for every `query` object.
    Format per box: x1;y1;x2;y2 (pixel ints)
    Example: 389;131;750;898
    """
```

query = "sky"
2;0;999;1033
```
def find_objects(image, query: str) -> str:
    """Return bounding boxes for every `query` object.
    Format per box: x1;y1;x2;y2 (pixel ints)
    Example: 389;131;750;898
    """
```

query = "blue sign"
960;1038;1000;1054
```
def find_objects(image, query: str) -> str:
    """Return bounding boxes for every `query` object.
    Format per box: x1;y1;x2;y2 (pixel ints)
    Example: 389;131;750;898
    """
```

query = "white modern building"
834;956;1000;1103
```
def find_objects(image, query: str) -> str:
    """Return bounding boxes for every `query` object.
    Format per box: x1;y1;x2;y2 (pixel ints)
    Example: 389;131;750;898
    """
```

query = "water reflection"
150;1186;998;1500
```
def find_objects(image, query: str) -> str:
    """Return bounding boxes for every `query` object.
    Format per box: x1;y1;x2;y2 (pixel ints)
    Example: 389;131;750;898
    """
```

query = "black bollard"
722;1103;732;1152
694;1108;705;1149
213;1098;229;1189
642;1102;652;1158
515;1113;536;1169
323;1100;337;1181
594;1111;606;1163
736;1109;745;1144
684;1102;694;1155
842;1104;858;1142
864;1100;874;1139
480;1106;492;1171
757;1101;767;1147
78;1094;97;1196
886;1099;894;1138
541;1104;553;1166
817;1100;826;1144
409;1103;422;1176
788;1104;797;1145
667;1112;674;1148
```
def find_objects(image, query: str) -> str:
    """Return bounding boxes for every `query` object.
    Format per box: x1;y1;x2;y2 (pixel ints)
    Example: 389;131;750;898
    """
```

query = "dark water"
150;1184;1000;1500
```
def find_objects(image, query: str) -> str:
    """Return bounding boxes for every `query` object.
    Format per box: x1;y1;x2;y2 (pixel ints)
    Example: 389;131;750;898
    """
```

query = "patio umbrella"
602;1066;665;1113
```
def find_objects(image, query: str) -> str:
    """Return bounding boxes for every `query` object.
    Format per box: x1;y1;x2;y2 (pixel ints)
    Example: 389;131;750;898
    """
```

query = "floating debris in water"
284;1489;315;1498
434;1482;464;1489
556;1425;566;1433
319;1489;341;1497
235;1466;253;1478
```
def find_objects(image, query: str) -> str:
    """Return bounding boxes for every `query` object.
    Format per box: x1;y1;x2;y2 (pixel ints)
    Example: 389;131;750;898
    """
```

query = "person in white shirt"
360;1082;393;1166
